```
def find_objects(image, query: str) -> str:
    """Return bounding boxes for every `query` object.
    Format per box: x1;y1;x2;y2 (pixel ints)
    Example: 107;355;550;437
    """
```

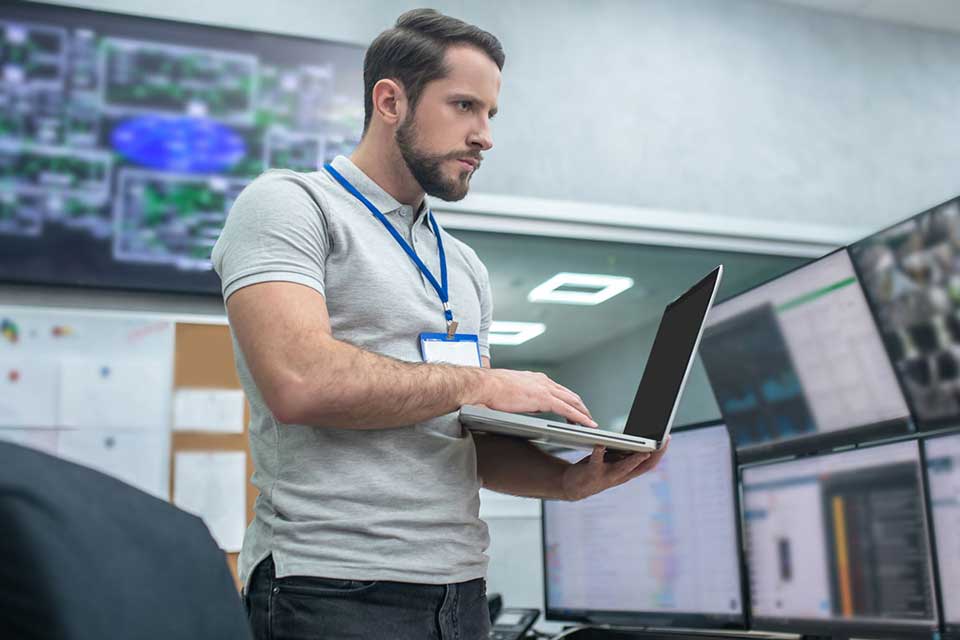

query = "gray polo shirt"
211;155;492;588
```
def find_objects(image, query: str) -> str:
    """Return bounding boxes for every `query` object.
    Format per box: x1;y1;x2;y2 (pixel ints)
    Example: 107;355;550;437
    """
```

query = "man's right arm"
226;280;595;429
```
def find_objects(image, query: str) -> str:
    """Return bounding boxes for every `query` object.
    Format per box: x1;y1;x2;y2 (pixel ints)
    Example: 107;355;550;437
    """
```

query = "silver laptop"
460;265;723;454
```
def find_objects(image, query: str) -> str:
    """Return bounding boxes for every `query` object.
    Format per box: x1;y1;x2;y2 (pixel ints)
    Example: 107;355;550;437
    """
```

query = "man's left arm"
474;357;670;501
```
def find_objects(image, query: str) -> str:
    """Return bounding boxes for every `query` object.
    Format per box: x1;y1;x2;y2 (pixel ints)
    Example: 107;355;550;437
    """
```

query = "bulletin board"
172;322;256;589
0;306;254;590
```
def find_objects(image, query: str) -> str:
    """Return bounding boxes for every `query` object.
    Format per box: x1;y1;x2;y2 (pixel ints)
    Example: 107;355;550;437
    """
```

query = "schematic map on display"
0;4;364;292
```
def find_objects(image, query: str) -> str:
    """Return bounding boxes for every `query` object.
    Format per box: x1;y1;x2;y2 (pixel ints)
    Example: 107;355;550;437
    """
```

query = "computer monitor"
699;249;912;461
0;2;363;294
741;440;939;639
850;196;960;429
924;432;960;638
542;423;745;628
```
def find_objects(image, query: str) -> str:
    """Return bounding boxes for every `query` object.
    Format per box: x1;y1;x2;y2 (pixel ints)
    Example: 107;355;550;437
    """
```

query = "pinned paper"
0;358;59;427
0;428;60;455
57;429;170;500
59;358;171;430
173;451;247;551
173;388;245;433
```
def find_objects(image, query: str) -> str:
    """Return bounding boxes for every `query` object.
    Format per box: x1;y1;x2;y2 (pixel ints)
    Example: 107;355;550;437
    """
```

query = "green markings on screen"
776;277;857;312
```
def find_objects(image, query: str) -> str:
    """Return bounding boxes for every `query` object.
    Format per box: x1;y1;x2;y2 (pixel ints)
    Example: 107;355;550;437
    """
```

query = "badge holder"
419;332;482;367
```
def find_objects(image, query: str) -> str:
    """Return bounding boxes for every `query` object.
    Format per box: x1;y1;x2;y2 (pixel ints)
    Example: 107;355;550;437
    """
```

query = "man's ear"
371;78;406;127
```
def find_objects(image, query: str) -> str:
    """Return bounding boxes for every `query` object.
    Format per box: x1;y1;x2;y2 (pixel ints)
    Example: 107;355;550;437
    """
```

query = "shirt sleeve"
212;171;330;302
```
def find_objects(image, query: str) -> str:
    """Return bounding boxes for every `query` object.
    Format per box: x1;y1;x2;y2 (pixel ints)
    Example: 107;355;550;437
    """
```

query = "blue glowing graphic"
110;116;246;173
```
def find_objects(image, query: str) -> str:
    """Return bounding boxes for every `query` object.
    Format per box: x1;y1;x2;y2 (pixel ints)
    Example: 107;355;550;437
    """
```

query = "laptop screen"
623;267;721;441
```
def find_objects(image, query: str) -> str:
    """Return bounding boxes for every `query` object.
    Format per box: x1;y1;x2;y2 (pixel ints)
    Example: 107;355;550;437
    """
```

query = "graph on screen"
543;425;742;624
742;441;938;632
700;250;910;456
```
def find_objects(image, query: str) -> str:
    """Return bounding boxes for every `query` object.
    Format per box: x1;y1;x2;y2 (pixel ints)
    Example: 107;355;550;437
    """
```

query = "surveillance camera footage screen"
699;250;910;455
0;2;363;294
543;424;744;626
850;196;960;427
742;440;939;633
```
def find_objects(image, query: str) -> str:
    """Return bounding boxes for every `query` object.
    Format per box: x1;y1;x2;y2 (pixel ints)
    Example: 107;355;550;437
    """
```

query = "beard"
395;113;478;202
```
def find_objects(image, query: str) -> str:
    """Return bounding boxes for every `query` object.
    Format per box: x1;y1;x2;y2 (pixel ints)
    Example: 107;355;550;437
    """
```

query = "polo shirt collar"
330;155;433;230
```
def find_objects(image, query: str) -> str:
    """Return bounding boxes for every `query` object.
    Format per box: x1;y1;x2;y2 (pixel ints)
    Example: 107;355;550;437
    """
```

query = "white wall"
460;0;960;233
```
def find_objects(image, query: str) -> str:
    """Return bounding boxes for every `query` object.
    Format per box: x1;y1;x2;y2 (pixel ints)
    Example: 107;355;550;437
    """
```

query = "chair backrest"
0;441;251;640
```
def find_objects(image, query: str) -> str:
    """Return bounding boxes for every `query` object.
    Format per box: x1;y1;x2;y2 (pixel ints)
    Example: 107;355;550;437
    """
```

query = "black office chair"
0;441;251;640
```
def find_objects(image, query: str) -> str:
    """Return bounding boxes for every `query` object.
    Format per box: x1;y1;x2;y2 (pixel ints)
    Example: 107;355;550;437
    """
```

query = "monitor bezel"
0;0;365;297
848;194;960;433
739;436;942;639
541;420;748;630
702;246;914;462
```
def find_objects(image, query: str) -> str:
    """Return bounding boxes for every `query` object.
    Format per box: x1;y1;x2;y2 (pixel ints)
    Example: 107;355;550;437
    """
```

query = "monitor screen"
699;250;911;459
850;197;960;428
0;2;363;294
543;424;743;627
924;433;960;632
742;440;939;635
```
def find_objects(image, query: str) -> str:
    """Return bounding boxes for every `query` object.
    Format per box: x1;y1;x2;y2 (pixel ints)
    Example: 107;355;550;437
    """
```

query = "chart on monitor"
699;249;911;459
741;440;939;637
543;424;744;628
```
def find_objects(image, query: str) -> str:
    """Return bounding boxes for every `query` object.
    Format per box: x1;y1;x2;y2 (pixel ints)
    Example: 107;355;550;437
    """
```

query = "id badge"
419;332;482;367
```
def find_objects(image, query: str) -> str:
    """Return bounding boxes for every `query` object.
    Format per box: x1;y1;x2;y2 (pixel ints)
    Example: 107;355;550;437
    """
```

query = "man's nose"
469;120;493;152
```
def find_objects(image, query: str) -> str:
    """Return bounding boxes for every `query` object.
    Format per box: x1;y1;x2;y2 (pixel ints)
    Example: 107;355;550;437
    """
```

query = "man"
212;9;668;640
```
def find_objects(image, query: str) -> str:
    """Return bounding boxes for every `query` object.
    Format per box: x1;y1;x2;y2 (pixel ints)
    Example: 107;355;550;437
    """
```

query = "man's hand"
471;368;597;427
559;437;671;501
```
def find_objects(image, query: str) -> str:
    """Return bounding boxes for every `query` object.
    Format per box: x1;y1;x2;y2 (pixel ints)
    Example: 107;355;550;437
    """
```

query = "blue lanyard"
324;163;456;333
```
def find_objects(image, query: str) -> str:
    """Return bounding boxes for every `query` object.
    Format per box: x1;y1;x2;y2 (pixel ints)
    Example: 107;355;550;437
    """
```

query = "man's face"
396;44;500;202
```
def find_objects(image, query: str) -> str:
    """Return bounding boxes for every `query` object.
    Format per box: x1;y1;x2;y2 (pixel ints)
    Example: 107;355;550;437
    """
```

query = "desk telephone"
487;593;540;639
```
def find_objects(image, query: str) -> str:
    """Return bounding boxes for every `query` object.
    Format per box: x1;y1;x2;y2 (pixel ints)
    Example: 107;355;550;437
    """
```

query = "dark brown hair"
363;9;505;132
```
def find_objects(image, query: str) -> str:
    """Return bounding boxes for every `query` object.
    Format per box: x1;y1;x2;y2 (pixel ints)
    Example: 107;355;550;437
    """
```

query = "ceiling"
762;0;960;34
454;230;805;369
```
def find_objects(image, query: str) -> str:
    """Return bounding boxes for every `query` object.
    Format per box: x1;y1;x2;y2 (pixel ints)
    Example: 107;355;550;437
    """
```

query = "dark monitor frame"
739;436;942;640
0;0;364;297
702;246;914;463
541;420;749;630
848;194;960;433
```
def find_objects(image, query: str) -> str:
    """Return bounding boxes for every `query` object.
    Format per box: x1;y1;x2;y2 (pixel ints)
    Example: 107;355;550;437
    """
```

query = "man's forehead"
440;45;501;100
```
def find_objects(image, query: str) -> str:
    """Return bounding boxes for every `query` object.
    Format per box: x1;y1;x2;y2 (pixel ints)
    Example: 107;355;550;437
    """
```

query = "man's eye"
457;101;472;111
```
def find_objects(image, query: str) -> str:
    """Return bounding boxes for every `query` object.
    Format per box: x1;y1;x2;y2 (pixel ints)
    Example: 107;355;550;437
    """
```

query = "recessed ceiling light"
528;273;634;305
489;321;546;346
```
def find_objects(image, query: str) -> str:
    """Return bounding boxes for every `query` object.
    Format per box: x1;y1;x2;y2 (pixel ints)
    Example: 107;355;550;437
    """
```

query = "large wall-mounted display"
851;196;960;429
0;2;363;293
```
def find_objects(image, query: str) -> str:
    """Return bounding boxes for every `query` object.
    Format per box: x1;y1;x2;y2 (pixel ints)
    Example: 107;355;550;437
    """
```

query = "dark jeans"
243;556;491;640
